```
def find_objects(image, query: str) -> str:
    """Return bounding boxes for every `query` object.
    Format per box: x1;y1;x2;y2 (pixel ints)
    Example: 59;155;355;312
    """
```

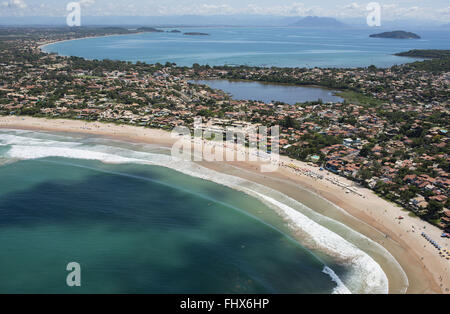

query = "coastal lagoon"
0;129;398;293
42;28;450;68
191;80;343;104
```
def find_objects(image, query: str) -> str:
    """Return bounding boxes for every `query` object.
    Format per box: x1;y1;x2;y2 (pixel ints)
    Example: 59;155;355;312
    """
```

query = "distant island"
291;16;348;28
370;31;420;39
184;32;210;36
395;49;450;59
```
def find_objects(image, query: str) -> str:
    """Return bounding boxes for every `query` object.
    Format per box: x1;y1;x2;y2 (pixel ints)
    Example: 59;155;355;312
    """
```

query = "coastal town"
0;27;449;233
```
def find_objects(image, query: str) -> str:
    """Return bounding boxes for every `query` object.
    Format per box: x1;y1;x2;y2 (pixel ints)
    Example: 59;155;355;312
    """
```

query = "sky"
1;0;449;22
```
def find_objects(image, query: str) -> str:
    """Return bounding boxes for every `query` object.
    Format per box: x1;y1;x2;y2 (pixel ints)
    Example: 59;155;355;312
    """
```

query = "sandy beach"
1;116;449;294
37;32;150;52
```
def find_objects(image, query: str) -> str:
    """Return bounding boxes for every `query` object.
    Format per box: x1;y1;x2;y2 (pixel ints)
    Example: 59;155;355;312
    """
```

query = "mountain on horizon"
291;16;348;28
0;14;447;30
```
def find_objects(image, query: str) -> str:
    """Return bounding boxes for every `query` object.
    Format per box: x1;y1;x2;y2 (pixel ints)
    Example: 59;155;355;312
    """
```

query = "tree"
359;145;370;157
357;168;372;181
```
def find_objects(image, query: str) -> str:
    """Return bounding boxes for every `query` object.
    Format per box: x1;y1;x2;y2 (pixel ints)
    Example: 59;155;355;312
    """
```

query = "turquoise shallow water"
42;27;450;68
0;130;344;293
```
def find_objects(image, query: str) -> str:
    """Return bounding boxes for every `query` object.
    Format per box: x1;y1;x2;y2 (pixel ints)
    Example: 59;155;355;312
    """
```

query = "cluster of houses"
0;31;448;229
196;65;449;108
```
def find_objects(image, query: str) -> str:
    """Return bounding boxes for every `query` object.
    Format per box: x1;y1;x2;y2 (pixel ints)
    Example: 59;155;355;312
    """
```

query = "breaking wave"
0;129;399;294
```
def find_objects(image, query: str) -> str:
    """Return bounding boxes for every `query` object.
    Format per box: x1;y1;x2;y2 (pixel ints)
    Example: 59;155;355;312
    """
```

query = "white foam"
0;133;81;148
322;266;351;294
251;191;388;294
6;145;144;164
225;163;408;293
0;131;394;294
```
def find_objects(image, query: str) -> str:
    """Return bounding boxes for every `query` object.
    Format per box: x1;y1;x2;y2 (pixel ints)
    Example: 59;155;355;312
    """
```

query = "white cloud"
382;4;397;10
438;6;450;16
333;2;449;21
240;3;320;16
344;3;360;10
79;0;95;7
194;4;235;15
4;0;27;9
0;0;448;22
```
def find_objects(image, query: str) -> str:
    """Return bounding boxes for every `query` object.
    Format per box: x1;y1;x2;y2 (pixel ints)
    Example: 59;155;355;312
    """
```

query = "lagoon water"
192;79;343;104
42;27;450;68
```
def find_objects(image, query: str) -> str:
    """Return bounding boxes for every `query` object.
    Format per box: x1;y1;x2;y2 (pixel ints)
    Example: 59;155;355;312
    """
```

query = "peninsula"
395;49;450;59
136;27;164;33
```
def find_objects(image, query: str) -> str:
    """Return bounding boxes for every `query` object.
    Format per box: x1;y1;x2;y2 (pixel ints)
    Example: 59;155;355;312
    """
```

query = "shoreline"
38;31;163;54
190;78;345;104
0;116;448;294
37;30;425;70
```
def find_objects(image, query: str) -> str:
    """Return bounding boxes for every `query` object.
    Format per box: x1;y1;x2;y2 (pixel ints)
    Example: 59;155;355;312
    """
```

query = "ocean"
42;27;450;68
0;129;397;293
7;26;431;293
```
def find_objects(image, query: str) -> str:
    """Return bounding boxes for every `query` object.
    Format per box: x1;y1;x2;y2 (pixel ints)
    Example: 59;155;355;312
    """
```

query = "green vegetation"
395;49;450;59
136;27;164;33
403;57;450;72
394;49;450;72
0;27;448;230
335;90;384;106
